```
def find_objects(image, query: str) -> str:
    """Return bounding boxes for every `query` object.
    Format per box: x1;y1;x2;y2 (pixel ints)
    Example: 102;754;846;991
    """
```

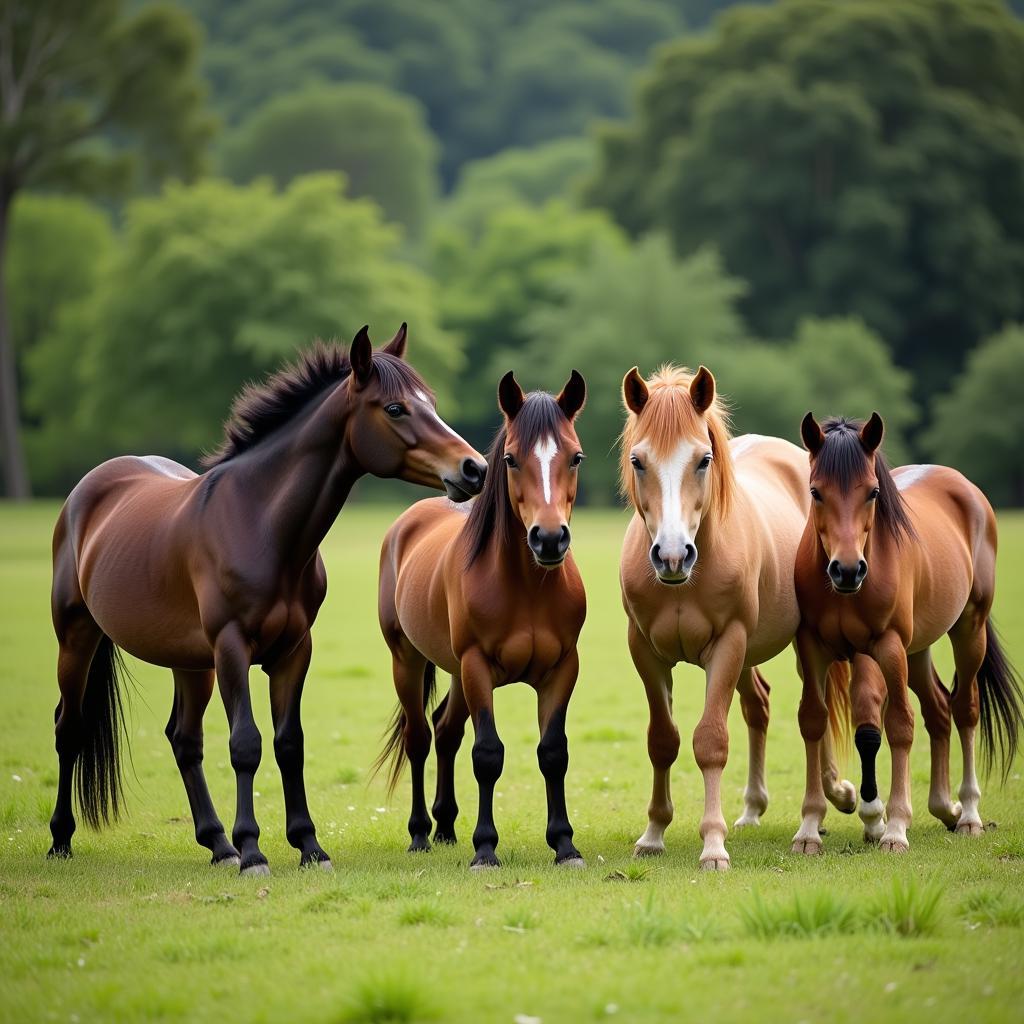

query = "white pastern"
655;440;696;552
535;435;558;504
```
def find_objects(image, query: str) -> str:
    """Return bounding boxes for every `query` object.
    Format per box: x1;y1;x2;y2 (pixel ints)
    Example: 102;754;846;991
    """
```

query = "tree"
586;0;1024;406
27;174;459;493
431;201;624;439
925;326;1024;506
221;84;439;235
0;0;213;498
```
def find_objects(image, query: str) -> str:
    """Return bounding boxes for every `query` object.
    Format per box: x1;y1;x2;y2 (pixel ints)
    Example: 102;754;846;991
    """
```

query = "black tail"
370;663;436;797
978;620;1024;782
76;635;131;829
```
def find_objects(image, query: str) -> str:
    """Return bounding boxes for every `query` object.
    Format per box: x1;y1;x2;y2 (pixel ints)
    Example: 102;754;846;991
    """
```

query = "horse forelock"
619;365;735;519
815;418;915;543
202;343;430;468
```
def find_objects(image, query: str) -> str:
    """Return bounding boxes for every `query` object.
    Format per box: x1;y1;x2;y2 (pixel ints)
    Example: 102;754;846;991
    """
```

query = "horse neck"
222;383;359;566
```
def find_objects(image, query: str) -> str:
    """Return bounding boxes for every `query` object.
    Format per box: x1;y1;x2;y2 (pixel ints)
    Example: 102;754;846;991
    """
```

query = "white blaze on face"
416;389;461;440
654;440;696;555
534;435;558;504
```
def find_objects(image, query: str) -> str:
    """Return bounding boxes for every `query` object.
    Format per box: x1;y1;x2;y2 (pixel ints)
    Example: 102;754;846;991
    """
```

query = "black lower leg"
229;720;266;871
470;709;503;867
855;724;882;803
538;708;581;863
432;706;463;843
274;725;329;866
408;750;432;852
170;729;238;864
48;704;80;858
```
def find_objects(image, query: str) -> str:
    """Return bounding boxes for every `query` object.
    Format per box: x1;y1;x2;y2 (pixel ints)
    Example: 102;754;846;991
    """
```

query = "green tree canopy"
27;174;459;493
0;0;213;497
586;0;1024;404
221;83;439;235
925;326;1024;506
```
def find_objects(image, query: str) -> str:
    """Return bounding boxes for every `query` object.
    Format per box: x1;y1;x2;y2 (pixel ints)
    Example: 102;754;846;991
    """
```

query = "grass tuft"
339;972;437;1023
960;889;1024;928
870;877;943;938
397;899;456;928
739;888;858;940
502;908;540;932
624;893;680;948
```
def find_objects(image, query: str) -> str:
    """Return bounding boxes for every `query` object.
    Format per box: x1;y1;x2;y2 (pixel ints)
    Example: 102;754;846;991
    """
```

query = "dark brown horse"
374;371;588;869
48;325;486;874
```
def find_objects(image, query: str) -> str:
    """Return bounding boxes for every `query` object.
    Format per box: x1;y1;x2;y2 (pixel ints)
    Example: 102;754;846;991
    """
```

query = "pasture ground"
1;501;1023;1024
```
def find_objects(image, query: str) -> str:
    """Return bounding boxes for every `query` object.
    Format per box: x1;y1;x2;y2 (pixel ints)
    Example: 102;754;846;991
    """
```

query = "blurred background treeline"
2;0;1024;505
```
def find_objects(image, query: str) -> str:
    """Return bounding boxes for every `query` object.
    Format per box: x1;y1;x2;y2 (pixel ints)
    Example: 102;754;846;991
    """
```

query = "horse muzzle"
528;524;570;568
828;558;867;594
650;541;697;585
443;457;487;502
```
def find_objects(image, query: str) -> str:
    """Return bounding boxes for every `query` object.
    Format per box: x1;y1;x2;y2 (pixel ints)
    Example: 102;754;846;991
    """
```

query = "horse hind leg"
167;669;240;866
48;608;102;858
948;608;988;836
734;667;769;828
907;650;961;830
432;674;468;844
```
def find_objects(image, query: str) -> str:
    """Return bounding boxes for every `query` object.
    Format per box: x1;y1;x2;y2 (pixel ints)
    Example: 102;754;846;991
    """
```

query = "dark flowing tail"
76;635;131;828
978;620;1024;781
370;663;437;797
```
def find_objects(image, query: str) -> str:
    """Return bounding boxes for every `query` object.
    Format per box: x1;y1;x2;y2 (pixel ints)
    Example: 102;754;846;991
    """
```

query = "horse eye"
868;487;880;501
384;403;406;419
810;488;822;503
630;455;644;471
698;454;712;472
503;453;518;469
570;452;585;468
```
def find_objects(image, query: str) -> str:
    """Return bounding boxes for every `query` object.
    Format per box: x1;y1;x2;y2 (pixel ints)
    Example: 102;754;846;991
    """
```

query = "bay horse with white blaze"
793;412;1023;854
619;365;853;871
48;325;486;874
374;370;587;869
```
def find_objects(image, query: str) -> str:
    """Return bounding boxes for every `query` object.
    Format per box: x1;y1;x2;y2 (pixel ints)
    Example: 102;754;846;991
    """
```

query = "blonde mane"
619;365;736;519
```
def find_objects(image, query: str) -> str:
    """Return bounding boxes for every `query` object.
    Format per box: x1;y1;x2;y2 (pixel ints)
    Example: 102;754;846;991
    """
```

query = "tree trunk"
0;184;30;500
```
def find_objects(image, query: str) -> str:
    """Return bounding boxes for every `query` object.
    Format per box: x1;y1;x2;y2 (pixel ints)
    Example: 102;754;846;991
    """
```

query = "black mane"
817;417;916;543
464;392;569;566
203;341;429;468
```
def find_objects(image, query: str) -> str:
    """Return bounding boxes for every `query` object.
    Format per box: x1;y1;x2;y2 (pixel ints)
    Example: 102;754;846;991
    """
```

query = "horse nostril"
461;457;485;490
650;543;662;568
828;559;842;581
557;525;570;555
528;525;541;551
682;543;697;569
856;559;868;581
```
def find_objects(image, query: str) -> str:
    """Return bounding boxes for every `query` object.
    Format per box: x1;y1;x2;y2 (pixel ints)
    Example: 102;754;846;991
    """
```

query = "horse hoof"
213;854;241;869
433;832;457;845
734;814;762;829
633;841;664;859
469;854;500;871
407;838;432;853
699;857;730;872
790;838;822;856
556;856;586;869
240;862;271;877
834;781;858;814
955;820;984;837
46;845;71;860
879;837;909;854
316;858;334;872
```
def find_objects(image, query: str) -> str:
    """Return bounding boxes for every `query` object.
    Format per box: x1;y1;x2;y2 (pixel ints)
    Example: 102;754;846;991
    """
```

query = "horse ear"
498;370;525;421
350;325;373;386
801;412;825;456
860;411;884;454
556;369;586;421
689;365;715;414
622;367;649;415
381;322;408;360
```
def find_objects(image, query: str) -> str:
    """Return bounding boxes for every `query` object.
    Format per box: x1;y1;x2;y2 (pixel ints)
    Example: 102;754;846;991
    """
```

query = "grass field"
1;500;1023;1024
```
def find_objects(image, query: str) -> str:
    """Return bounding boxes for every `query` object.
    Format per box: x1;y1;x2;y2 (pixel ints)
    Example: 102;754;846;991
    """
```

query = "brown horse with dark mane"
793;412;1023;854
374;371;587;869
48;325;486;874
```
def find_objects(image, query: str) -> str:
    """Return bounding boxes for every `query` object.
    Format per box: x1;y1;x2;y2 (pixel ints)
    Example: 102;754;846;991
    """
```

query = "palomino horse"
374;370;587;869
793;413;1023;853
619;365;853;870
48;325;486;874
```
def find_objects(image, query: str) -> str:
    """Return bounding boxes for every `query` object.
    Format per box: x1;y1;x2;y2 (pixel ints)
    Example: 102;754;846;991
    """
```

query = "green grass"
1;502;1024;1022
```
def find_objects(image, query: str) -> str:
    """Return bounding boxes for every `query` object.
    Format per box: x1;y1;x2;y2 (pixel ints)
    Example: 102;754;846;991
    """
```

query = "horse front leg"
537;651;583;867
850;654;887;843
734;667;770;828
693;625;746;871
268;633;331;869
214;624;268;875
627;621;679;857
873;632;914;853
461;649;503;870
792;629;832;855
